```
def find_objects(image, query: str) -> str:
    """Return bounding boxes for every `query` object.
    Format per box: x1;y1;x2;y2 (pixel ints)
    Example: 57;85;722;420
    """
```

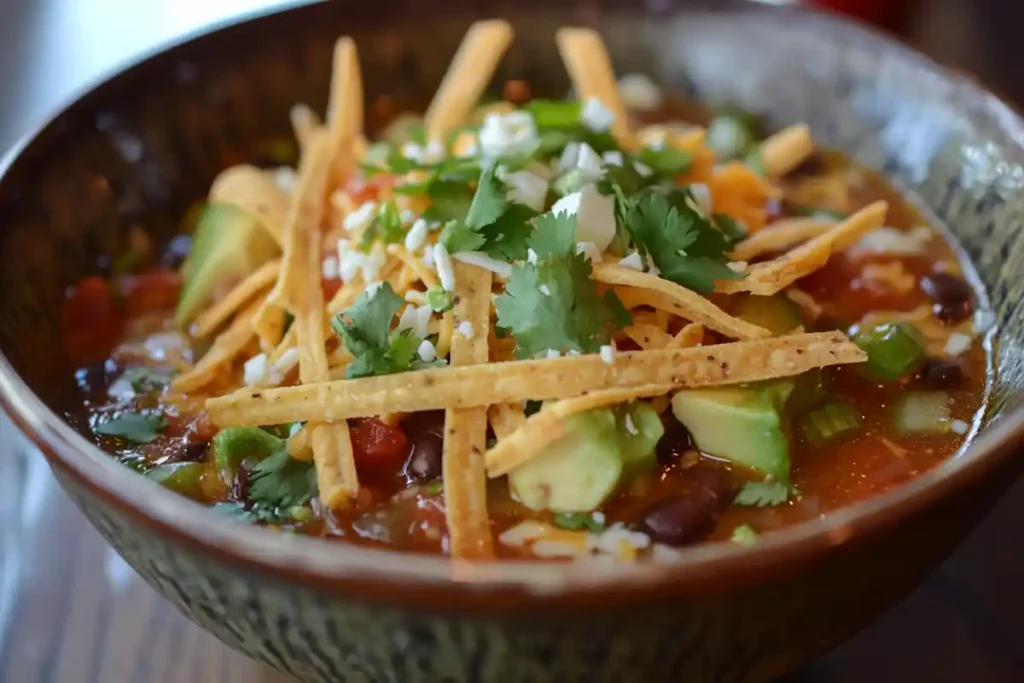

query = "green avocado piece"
212;427;284;474
616;402;665;475
732;294;804;336
671;381;794;482
174;203;280;327
145;462;205;500
508;408;623;513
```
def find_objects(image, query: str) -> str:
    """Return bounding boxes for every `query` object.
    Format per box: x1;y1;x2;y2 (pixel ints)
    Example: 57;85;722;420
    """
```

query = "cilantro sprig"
120;366;173;392
733;480;796;507
94;412;167;443
438;165;537;261
495;212;630;358
359;198;406;252
553;512;606;533
248;448;318;509
331;283;442;378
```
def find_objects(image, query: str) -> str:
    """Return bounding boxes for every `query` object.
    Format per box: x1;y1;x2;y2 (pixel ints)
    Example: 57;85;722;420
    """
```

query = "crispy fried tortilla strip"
485;385;673;478
172;296;265;394
287;423;313;461
759;124;813;178
667;322;705;349
326;37;364;180
593;264;770;339
715;202;888;296
556;27;637;151
488;402;527;441
207;332;866;426
443;263;494;558
729;218;835;262
622;322;672;350
209;165;287;246
424;20;514;143
290;103;321;153
190;260;281;339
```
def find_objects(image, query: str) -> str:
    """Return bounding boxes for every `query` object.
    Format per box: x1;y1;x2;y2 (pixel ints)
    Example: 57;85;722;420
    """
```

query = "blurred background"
0;0;1021;681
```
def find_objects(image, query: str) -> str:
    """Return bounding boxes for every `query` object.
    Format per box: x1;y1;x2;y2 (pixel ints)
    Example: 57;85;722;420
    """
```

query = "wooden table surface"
0;1;1022;682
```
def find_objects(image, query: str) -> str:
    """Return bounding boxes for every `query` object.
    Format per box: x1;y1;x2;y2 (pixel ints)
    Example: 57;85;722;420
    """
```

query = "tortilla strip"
424;20;514;143
715;202;887;296
209;165;287;246
729;218;834;262
485;385;673;478
760;124;813;178
190;260;281;339
290;103;321;153
387;244;439;289
443;263;494;558
326;37;364;180
172;296;265;394
592;264;770;339
287;423;313;461
207;331;866;426
488;402;527;441
667;322;705;349
556;27;637;150
622;322;672;350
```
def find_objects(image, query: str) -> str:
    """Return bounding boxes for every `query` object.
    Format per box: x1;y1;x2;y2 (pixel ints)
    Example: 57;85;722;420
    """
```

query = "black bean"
916;357;964;389
920;273;973;323
178;440;210;463
656;410;692;465
685;465;738;511
406;432;443;482
640;495;718;546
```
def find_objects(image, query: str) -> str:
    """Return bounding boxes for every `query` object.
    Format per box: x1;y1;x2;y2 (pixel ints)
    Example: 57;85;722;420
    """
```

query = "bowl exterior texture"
1;2;1023;682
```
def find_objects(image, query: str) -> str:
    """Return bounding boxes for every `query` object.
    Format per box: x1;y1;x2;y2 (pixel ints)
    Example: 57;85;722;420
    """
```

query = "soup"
63;21;991;561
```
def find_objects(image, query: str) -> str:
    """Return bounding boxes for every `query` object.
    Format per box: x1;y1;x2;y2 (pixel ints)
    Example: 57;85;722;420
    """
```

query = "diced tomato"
322;278;343;301
122;269;182;317
62;276;123;366
344;174;395;204
800;253;929;320
351;418;411;481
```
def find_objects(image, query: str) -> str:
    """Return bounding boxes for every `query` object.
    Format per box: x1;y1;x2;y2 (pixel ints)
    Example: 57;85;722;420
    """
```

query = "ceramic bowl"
1;1;1022;681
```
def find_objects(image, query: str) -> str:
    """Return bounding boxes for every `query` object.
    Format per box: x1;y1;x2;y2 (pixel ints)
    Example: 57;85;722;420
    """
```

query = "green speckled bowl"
1;1;1022;681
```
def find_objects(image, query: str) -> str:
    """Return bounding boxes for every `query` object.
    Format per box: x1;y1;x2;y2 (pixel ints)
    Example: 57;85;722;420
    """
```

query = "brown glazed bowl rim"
1;1;1023;611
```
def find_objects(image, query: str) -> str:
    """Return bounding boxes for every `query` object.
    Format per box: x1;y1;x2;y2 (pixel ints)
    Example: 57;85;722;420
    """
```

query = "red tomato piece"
123;269;182;318
322;278;343;301
62;276;123;366
351;418;410;481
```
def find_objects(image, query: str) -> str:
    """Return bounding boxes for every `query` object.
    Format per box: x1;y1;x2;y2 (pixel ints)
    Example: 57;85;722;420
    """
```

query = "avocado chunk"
509;408;623;513
670;382;794;482
732;294;804;336
174;203;279;327
616;401;665;475
212;427;284;474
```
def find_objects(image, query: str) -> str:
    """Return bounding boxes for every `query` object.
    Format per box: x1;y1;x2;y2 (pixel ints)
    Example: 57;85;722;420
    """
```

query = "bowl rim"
1;0;1022;610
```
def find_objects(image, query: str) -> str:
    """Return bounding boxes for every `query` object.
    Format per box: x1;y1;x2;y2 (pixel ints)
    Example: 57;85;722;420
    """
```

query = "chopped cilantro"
438;220;487;254
553;512;605;533
425;480;444;495
730;524;759;545
94;412;167;443
212;501;294;525
495;212;630;357
635;146;692;176
421;179;475;223
248;448;318;509
620;190;740;293
733;480;793;507
120;366;173;392
331;283;443;378
439;165;537;260
360;198;405;252
523;100;582;128
465;164;511;229
425;286;455;313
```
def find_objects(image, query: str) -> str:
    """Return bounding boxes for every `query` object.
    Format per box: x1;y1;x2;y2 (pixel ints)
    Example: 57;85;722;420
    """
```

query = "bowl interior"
0;0;1021;584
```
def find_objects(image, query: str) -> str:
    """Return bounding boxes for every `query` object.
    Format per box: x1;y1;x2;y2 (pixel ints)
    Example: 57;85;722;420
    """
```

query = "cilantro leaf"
465;165;511;229
635;146;692;176
212;501;299;525
94;412;167;443
421;179;475;223
730;524;759;545
438;220;487;254
360;199;405;252
248;448;318;509
478;203;536;261
495;217;630;357
120;366;173;392
553;512;605;533
622;191;740;293
523;100;582;128
733;480;793;507
441;165;537;261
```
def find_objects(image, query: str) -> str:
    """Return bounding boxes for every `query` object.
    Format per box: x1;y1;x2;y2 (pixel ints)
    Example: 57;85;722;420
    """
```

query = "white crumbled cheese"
618;73;662;110
321;255;340;280
644;253;661;276
365;281;384;296
274;348;299;374
558;142;581;173
404;218;429;252
950;419;969;435
478;110;539;160
143;332;186;361
592;511;606;525
338;241;386;283
587;523;651;555
417;339;438;363
401;142;423;162
567;349;581;357
498;521;548;547
624;414;638;436
423;244;435;269
502;169;549;212
619;251;644;271
581;97;615;133
852;227;928;256
527;248;538;265
456;321;474;340
575;241;603;263
274;167;297;193
433;243;456;291
602;150;624;167
453;251;513;279
944;332;972;356
545;349;562;359
243;353;271;385
532;540;583;559
727;261;749;274
973;309;996;334
343;201;378;232
539;284;552;296
690;183;712;215
424;139;445;163
651;544;684;562
107;376;135;401
399;208;416;225
551;184;617;251
397;304;432;340
633;161;653;177
599;344;616;365
575;142;604;175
